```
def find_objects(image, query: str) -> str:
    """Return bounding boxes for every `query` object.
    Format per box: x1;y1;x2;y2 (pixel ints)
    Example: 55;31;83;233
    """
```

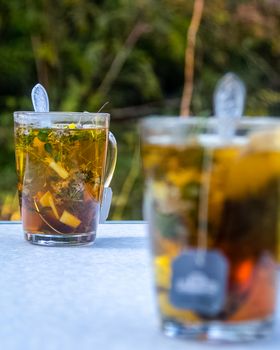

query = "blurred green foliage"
0;0;280;219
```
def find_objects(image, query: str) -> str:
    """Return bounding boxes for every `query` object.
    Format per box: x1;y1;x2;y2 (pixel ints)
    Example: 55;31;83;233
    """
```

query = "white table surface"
0;222;279;350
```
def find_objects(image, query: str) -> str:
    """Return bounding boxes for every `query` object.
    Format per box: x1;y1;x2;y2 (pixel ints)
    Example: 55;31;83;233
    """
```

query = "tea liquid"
142;136;278;323
15;124;108;235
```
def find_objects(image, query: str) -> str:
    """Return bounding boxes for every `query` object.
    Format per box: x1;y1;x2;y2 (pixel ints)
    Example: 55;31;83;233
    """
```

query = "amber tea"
14;112;116;246
141;117;280;342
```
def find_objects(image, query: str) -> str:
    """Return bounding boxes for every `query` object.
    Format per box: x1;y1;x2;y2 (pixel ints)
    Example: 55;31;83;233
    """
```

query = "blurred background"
0;0;280;220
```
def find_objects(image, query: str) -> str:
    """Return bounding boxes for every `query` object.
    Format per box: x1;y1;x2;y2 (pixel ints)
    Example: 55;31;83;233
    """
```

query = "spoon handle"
31;83;49;112
214;72;246;140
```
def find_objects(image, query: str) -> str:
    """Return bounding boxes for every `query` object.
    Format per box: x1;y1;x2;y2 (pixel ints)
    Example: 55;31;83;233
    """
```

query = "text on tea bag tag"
170;250;228;316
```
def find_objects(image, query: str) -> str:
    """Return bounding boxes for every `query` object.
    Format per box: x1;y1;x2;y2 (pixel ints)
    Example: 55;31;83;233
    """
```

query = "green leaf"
155;211;183;239
54;153;61;162
37;130;49;142
44;143;52;154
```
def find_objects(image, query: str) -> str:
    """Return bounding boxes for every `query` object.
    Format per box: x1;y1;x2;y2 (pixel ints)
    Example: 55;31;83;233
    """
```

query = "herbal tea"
142;133;279;329
15;124;108;238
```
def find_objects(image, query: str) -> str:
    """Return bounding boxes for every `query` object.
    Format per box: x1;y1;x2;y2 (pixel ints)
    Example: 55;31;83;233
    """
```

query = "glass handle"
104;131;117;187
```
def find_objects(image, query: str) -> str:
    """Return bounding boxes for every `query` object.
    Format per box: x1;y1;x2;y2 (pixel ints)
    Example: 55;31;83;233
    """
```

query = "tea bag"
99;187;113;223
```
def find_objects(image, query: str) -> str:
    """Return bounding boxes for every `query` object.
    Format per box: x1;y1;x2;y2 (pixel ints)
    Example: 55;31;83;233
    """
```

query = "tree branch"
111;145;140;220
180;0;205;116
31;35;49;88
111;97;180;120
97;21;151;97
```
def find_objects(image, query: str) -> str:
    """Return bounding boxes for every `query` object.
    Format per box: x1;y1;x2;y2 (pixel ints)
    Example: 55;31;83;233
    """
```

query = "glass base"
161;316;273;343
24;232;96;246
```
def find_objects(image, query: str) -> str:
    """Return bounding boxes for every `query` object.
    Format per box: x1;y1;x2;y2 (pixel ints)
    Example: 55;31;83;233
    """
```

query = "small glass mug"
140;116;279;342
14;112;117;246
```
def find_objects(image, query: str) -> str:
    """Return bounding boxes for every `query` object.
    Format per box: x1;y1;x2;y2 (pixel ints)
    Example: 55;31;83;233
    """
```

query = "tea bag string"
195;147;213;266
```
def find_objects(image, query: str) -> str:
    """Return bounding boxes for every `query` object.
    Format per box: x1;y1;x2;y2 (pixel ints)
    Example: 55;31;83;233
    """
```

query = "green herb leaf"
44;143;52;154
54;153;61;162
37;130;49;142
155;212;183;239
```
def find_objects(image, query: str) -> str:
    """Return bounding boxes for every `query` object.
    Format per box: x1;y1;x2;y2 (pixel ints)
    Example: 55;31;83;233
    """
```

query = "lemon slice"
59;210;81;228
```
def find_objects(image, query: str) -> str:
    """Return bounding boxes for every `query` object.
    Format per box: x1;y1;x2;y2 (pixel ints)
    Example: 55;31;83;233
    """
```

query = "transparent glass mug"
14;112;117;246
140;117;279;342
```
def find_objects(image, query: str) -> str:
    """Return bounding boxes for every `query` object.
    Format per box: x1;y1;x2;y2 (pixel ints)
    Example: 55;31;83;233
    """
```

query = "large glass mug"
140;116;280;342
14;112;117;246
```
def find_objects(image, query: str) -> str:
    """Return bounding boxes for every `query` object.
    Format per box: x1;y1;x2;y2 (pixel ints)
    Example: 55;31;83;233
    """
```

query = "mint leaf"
44;143;52;154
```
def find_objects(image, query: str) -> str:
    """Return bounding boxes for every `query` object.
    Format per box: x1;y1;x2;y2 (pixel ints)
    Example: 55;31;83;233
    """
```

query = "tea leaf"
182;181;200;200
155;212;183;239
44;143;52;154
17;128;35;147
37;130;49;142
54;153;61;162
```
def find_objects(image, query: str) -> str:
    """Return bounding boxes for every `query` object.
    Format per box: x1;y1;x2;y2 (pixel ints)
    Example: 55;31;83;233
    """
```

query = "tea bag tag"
99;187;112;223
169;250;228;316
214;72;246;140
31;83;49;112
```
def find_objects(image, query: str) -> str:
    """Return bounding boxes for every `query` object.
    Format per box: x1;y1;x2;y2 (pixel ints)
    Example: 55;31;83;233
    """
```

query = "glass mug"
141;116;279;342
14;112;117;246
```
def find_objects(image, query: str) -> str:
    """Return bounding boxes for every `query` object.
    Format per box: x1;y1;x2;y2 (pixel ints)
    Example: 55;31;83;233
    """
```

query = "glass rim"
14;111;110;118
140;116;280;145
140;115;280;128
